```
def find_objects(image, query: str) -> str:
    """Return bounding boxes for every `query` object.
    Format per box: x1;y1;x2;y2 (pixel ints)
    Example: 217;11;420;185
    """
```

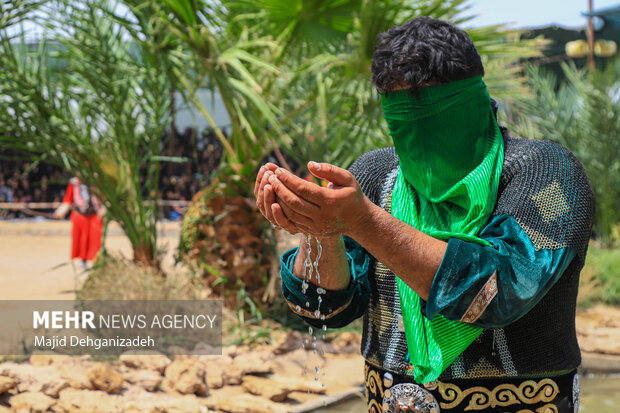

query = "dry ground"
0;220;180;300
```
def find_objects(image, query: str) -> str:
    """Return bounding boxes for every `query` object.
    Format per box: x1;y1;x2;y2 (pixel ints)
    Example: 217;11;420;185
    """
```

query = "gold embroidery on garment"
536;404;559;413
438;378;559;410
365;364;385;413
513;404;559;413
460;272;498;323
368;399;383;413
365;364;384;399
285;295;353;319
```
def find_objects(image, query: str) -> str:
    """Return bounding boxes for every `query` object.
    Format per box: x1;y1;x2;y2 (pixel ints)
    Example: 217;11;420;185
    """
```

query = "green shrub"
582;244;620;306
512;61;620;246
77;256;208;301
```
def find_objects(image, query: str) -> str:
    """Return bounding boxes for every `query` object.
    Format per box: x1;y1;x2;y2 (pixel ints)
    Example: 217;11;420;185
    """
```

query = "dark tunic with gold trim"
280;136;594;412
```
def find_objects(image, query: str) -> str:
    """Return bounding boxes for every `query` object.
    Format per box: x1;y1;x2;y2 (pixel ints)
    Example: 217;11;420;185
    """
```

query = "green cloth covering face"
381;75;504;383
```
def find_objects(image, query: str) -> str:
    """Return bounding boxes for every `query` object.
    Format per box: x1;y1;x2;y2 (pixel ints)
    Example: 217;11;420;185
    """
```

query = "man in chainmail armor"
254;16;594;413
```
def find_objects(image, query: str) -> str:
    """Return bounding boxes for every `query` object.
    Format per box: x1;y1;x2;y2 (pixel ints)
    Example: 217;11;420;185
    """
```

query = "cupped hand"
253;163;279;225
254;163;308;234
267;161;369;237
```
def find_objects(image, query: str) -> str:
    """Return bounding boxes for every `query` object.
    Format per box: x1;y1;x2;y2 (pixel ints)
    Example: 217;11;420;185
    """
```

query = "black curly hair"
371;16;484;93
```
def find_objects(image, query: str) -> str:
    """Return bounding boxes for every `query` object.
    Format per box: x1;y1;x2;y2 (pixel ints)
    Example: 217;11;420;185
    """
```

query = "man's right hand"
255;163;352;291
254;163;281;229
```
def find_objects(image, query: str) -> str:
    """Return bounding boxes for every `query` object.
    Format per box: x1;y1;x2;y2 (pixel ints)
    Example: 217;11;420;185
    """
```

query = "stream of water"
303;235;327;385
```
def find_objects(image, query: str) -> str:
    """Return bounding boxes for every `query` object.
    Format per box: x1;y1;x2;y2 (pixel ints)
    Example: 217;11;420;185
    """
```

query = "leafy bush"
77;256;208;300
581;244;620;306
511;61;620;246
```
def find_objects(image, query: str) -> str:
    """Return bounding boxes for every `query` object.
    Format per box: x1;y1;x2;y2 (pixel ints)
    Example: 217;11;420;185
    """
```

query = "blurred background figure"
53;177;104;266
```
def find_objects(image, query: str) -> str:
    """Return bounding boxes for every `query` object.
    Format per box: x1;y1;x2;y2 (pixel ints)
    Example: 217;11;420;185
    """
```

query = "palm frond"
0;0;177;263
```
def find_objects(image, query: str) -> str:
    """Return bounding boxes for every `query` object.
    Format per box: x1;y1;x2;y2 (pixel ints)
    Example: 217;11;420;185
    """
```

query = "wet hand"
253;163;279;227
267;161;369;237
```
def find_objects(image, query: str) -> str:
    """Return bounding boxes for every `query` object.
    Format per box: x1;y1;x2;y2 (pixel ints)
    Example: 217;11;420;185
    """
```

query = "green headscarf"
381;75;504;383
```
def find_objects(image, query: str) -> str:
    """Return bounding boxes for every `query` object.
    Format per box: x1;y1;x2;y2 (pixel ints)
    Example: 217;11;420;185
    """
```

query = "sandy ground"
0;220;181;300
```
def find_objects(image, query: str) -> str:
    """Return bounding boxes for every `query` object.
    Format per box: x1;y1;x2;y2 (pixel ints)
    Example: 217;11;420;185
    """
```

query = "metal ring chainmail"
347;135;594;380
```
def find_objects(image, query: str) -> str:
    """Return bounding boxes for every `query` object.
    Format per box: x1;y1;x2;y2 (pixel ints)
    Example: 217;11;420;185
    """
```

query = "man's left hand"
267;161;369;237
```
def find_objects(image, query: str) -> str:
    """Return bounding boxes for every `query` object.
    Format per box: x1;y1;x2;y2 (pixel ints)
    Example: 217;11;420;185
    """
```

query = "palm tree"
512;61;620;246
0;0;45;30
148;0;548;306
0;0;179;264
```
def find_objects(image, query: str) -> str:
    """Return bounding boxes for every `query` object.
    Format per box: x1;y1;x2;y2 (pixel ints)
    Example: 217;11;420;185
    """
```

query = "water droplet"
317;287;326;294
320;314;325;320
314;309;321;318
322;325;327;331
315;366;320;374
308;326;313;335
305;301;310;308
295;305;301;312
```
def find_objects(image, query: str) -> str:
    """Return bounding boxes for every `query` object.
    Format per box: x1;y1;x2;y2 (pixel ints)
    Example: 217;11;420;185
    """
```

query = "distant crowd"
0;127;224;220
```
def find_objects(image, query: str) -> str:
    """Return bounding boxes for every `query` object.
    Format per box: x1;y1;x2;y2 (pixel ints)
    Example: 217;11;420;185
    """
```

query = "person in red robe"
54;177;104;264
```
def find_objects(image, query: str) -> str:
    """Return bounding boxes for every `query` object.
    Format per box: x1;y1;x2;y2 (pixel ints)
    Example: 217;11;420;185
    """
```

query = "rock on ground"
242;376;292;402
56;388;120;413
164;359;208;396
203;363;225;390
121;392;208;413
26;355;95;390
87;363;124;394
120;351;170;374
577;306;620;356
0;376;16;394
272;330;304;354
123;369;162;392
0;364;69;397
9;391;55;413
28;354;72;367
197;355;243;386
206;386;288;413
232;350;274;375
